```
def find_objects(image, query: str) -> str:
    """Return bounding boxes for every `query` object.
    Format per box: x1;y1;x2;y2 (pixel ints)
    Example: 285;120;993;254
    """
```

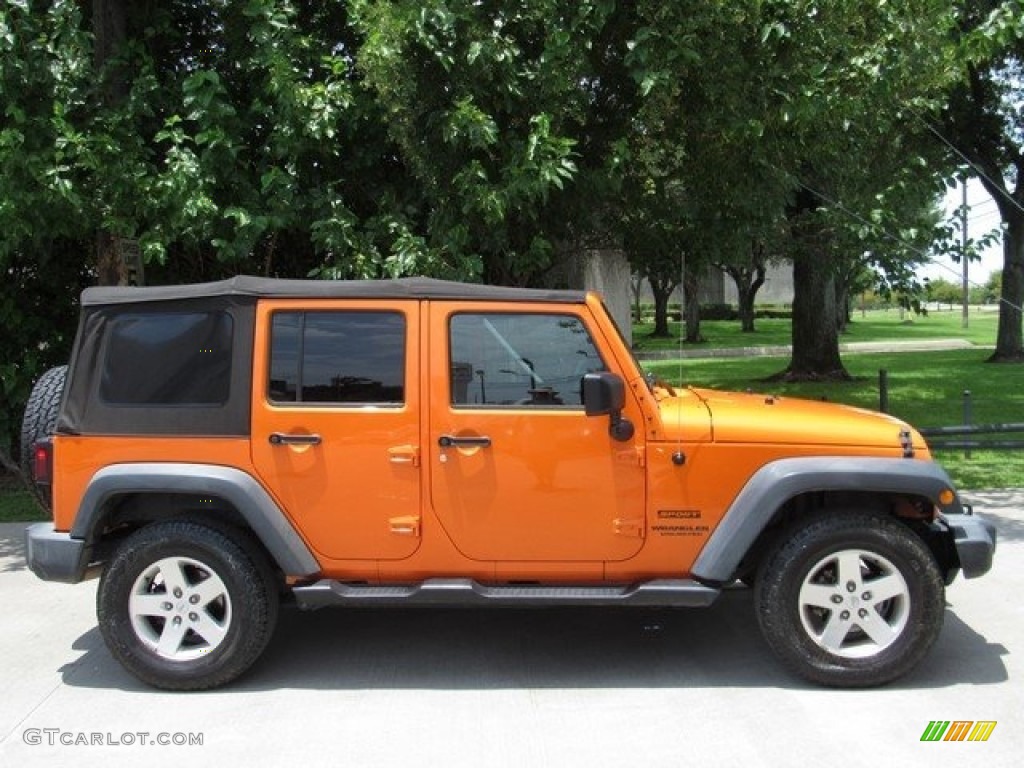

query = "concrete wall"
566;249;633;346
558;251;793;347
721;262;794;306
638;262;794;307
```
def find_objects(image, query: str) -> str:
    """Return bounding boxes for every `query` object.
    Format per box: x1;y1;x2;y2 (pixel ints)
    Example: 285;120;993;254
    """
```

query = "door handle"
438;435;492;448
269;432;322;446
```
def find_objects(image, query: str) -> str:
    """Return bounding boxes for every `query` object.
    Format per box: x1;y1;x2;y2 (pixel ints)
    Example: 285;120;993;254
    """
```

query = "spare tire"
19;365;67;506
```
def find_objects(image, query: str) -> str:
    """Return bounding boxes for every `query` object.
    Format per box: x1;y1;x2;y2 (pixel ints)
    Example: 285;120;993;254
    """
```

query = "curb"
634;338;980;361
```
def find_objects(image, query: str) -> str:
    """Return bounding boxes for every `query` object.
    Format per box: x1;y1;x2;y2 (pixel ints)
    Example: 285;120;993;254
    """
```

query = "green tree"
615;139;691;339
351;0;620;285
763;0;957;379
926;276;962;307
0;247;91;464
0;0;423;458
0;1;436;285
0;2;94;462
942;0;1024;361
985;269;1004;303
618;2;787;340
717;241;772;334
621;0;957;376
0;0;995;464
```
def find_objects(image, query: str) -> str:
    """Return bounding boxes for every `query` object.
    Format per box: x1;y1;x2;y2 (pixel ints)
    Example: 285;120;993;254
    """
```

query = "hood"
658;387;924;453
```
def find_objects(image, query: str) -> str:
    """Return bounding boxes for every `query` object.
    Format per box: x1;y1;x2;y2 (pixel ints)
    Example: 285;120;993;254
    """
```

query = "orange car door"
428;303;646;562
251;300;421;561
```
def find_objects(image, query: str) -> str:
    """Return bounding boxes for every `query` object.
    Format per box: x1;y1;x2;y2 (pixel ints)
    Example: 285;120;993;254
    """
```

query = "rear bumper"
24;523;90;583
944;512;997;579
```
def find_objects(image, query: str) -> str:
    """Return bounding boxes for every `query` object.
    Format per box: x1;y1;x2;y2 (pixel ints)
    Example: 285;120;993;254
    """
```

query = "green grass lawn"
644;348;1023;490
0;487;45;523
632;308;999;351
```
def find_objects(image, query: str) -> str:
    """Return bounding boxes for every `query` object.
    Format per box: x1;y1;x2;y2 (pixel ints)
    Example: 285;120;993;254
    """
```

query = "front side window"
100;312;233;406
269;311;405;404
450;313;605;407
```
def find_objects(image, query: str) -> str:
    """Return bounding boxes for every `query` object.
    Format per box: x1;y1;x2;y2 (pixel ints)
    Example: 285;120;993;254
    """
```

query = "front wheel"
755;511;945;687
98;520;279;690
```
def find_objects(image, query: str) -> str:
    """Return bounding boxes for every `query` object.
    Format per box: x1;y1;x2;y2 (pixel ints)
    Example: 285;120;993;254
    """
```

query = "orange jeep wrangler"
23;276;995;690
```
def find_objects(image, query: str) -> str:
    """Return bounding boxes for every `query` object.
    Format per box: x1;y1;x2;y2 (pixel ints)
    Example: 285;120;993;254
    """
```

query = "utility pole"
961;176;969;329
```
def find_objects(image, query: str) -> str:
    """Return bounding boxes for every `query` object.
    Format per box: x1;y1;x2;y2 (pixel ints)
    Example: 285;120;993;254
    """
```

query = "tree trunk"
737;275;762;333
93;0;129;286
95;231;128;286
989;196;1024;362
774;183;849;381
649;277;676;337
835;280;851;335
726;263;766;333
631;274;644;323
93;0;128;100
683;263;703;343
785;253;849;380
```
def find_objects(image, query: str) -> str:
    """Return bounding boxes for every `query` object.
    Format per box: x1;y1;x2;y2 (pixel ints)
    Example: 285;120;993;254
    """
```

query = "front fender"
690;457;963;583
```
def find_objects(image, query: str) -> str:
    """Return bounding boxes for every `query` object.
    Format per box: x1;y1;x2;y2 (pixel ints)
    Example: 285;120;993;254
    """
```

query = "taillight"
32;440;52;485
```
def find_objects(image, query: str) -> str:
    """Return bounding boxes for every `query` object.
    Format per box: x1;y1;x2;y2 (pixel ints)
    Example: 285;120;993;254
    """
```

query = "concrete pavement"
1;492;1021;767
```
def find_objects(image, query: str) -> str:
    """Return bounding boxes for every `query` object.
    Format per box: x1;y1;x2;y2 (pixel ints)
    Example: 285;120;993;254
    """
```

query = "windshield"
598;299;676;396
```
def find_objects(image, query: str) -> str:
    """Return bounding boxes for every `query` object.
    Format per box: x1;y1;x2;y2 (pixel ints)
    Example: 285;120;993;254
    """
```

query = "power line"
912;110;1024;217
964;203;999;219
964;206;1000;222
966;197;999;210
967;206;1002;220
966;215;999;227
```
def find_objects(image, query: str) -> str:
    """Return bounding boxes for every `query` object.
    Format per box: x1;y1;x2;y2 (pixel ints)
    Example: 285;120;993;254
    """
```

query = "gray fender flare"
71;463;320;578
690;457;963;583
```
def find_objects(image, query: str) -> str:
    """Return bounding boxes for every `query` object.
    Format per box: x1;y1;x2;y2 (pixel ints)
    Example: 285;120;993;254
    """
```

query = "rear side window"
100;312;233;406
269;311;405;404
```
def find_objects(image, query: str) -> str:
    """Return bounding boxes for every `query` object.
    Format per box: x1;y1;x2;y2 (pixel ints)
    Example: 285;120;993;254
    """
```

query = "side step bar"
293;578;720;609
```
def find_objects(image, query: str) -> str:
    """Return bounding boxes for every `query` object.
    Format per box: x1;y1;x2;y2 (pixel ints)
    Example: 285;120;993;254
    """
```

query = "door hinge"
614;446;645;467
387;445;420;467
389;515;421;537
613;517;645;538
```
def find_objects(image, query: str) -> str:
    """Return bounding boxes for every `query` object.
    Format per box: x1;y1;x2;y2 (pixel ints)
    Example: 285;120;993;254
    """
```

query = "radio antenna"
672;250;686;467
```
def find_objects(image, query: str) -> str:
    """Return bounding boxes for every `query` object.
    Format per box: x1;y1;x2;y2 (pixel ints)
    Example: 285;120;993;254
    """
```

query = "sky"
917;177;1004;286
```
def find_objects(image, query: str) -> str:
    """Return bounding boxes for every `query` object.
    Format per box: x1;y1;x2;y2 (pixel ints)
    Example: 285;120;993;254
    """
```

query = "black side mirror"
582;372;635;442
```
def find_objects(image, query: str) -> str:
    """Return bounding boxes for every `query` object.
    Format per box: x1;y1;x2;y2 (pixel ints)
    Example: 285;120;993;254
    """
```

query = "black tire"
97;520;279;691
19;365;67;506
755;511;945;687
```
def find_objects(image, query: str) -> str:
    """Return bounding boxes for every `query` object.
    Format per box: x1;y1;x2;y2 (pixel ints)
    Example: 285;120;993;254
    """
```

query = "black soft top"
81;276;587;306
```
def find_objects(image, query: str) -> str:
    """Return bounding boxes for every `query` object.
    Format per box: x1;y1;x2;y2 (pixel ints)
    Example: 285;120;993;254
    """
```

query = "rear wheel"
755;511;944;687
98;520;278;690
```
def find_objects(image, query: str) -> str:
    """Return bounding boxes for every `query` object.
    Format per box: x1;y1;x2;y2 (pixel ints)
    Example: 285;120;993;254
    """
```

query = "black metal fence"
878;369;1024;456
